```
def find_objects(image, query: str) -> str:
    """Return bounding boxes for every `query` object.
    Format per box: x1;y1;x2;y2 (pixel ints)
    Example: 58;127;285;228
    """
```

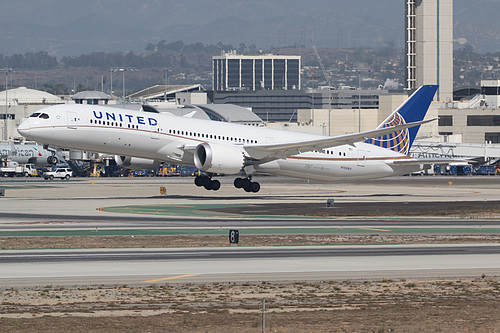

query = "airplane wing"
389;157;473;166
244;118;437;162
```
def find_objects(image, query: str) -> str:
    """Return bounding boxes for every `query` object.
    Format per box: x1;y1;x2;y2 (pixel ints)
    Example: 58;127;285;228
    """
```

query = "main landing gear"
194;175;261;193
234;177;260;193
194;174;221;191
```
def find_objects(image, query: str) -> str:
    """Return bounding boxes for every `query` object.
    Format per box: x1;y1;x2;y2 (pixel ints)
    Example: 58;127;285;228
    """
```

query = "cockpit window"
29;112;50;119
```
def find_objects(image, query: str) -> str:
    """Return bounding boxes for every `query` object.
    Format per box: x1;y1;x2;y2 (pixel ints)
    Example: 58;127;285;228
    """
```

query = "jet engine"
114;156;161;170
193;142;245;174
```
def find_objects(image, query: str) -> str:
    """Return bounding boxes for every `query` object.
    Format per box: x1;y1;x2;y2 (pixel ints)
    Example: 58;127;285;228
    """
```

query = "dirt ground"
2;233;500;249
1;277;500;332
1;234;500;332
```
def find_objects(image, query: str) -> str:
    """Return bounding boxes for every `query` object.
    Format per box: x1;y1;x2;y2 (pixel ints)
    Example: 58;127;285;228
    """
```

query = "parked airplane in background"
0;141;62;167
18;85;438;193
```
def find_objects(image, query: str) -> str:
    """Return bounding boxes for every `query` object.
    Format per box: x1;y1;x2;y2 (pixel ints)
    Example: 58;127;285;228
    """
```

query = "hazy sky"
0;0;497;55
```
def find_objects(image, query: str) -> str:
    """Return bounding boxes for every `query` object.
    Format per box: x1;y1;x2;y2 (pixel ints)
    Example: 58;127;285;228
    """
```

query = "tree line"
0;51;58;70
0;41;238;72
0;41;495;94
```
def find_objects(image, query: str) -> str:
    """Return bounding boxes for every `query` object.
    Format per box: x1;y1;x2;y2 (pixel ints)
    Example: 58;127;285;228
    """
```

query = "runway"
1;210;500;229
1;244;500;287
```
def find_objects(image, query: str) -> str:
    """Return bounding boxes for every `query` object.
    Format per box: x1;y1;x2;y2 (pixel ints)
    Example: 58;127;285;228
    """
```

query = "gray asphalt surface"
1;245;500;287
1;175;500;286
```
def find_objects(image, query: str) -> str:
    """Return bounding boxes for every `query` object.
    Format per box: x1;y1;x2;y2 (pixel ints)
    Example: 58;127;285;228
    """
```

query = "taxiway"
1;176;500;286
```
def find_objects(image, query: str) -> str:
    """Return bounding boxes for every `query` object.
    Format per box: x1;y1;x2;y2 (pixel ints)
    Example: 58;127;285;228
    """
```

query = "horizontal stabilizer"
389;157;472;166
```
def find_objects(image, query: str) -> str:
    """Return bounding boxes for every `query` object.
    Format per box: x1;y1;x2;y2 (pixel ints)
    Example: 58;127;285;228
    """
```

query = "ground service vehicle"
0;160;24;177
43;167;73;180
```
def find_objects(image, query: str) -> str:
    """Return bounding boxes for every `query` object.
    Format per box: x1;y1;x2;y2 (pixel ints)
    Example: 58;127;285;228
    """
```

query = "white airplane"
0;141;61;167
18;85;438;193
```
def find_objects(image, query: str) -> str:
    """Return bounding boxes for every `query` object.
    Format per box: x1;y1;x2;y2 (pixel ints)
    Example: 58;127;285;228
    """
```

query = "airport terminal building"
436;80;500;144
212;51;301;91
209;87;389;123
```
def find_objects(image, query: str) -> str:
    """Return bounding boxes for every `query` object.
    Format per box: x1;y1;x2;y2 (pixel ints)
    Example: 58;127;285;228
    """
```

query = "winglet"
182;111;197;118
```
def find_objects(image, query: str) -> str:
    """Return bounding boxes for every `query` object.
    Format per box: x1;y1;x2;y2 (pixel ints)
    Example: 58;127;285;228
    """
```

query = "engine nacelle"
193;142;245;174
115;156;161;170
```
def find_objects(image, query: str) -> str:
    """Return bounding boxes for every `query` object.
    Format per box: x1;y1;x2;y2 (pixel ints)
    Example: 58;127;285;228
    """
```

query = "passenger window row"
88;118;257;144
314;149;347;157
89;119;139;129
168;129;258;144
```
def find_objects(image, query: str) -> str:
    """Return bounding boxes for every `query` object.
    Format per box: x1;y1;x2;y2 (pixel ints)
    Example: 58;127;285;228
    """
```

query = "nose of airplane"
17;118;31;138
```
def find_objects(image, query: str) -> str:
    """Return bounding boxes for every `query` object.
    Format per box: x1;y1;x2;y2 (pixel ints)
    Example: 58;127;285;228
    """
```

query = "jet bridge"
411;141;500;165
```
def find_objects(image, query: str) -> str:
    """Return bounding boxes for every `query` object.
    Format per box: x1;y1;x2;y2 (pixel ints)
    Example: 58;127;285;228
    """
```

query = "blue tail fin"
365;85;438;154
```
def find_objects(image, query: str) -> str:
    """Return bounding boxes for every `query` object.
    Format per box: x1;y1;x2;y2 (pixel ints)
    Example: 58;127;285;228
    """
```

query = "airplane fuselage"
19;104;419;181
0;143;54;166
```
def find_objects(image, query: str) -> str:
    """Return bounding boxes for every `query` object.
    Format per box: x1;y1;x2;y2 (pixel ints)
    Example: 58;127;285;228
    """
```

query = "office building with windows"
212;51;301;91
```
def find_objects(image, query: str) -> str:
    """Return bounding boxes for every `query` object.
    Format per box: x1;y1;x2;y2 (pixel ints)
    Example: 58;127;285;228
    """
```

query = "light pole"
109;69;114;99
2;68;13;141
353;68;371;132
110;67;138;102
358;70;361;132
163;68;171;101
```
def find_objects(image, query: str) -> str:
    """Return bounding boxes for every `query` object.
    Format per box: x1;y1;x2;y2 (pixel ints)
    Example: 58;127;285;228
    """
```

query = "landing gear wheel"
203;179;221;191
194;175;204;187
241;178;250;189
201;176;210;186
250;181;260;193
235;177;260;193
47;156;58;165
195;175;211;187
234;177;244;189
210;179;221;191
243;181;260;193
196;175;221;191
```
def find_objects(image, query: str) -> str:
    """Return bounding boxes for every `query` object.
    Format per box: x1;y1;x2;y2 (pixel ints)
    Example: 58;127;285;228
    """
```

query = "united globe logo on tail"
365;85;438;156
365;112;410;155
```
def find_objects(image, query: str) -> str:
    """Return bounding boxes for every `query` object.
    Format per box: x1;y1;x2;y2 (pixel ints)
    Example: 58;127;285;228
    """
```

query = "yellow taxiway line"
357;227;391;232
142;274;202;283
